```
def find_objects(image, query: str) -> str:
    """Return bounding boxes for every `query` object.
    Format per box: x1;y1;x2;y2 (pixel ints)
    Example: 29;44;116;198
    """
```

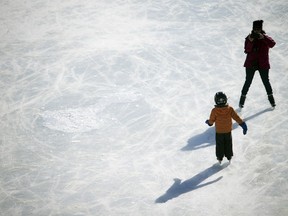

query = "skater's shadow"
182;108;272;151
181;127;215;151
155;163;228;203
233;107;273;129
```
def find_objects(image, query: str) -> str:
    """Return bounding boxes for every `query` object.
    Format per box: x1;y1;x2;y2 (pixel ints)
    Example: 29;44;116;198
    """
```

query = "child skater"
205;92;248;164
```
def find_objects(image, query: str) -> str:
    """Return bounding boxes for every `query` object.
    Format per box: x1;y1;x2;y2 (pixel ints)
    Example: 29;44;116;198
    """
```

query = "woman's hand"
258;33;264;39
248;34;254;42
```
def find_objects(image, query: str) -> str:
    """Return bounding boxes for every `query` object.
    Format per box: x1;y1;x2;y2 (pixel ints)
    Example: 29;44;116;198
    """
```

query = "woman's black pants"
241;67;273;96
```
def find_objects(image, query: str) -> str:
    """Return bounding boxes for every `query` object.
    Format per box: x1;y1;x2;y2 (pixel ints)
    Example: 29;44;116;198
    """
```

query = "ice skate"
239;95;246;108
217;158;222;165
268;94;276;108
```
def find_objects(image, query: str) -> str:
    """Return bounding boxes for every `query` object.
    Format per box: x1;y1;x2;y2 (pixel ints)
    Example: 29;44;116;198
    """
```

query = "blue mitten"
205;120;212;126
240;122;247;135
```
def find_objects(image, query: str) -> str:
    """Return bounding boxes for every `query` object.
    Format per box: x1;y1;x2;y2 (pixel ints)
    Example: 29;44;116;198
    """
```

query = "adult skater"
239;20;276;108
206;92;247;164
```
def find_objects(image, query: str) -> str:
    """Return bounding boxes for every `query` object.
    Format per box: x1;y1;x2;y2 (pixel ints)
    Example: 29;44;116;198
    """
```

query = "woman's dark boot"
268;94;276;107
239;95;246;108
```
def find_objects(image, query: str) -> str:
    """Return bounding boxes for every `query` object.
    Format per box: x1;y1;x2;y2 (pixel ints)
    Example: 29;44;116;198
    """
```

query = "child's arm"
239;122;248;135
205;119;213;126
205;109;216;126
231;108;248;135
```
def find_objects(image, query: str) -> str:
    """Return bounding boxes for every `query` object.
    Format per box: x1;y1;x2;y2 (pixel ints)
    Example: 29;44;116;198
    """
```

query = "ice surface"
1;0;288;215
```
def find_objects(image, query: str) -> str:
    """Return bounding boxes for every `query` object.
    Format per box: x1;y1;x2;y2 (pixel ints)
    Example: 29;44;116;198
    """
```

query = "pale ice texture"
1;0;288;215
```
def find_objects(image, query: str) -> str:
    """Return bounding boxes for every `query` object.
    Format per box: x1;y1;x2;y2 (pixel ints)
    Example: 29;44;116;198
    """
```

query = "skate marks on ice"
40;91;143;133
155;163;229;203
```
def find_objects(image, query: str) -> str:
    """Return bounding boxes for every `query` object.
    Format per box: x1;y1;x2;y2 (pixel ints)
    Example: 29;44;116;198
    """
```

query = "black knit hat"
253;20;263;30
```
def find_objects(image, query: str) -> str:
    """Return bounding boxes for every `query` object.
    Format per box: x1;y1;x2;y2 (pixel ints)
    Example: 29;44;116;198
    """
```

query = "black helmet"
214;92;227;105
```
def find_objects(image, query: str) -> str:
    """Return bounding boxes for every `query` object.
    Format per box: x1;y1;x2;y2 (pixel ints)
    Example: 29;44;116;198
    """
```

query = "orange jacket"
208;105;243;133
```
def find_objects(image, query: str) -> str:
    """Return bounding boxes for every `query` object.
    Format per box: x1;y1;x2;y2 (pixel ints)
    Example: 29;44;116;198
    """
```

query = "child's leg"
216;133;225;161
224;132;233;160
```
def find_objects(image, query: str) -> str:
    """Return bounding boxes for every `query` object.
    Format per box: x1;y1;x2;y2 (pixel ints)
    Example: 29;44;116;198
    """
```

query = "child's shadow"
181;127;215;151
155;163;228;203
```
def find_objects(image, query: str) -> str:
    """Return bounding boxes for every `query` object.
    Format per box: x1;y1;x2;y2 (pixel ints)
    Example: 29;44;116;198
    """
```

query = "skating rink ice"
1;0;288;215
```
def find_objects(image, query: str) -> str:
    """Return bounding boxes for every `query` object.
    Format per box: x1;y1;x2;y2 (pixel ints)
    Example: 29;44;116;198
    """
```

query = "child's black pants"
216;132;233;160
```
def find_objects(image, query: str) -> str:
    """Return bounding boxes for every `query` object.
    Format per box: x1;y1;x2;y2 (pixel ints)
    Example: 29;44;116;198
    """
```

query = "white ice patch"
41;92;142;133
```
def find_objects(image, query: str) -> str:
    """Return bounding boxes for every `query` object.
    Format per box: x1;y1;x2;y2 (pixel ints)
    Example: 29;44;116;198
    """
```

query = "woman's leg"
259;69;275;107
239;68;256;107
259;69;273;95
241;68;256;95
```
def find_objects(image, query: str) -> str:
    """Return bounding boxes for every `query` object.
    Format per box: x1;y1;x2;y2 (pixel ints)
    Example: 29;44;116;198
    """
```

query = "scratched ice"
0;0;288;216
